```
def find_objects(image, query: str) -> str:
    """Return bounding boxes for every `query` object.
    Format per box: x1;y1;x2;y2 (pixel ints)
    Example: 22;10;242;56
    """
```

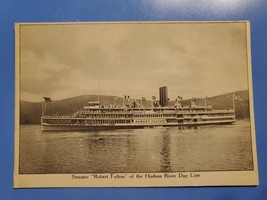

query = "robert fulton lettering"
41;86;238;131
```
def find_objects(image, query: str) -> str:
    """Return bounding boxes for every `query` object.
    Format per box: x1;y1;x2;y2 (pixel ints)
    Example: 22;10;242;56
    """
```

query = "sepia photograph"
14;21;258;187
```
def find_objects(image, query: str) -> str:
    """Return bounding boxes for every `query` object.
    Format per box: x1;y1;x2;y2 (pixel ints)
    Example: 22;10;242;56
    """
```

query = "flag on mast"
234;93;243;102
43;96;52;102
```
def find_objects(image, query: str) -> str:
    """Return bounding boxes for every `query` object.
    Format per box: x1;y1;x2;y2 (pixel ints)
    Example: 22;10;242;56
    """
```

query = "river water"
19;120;254;174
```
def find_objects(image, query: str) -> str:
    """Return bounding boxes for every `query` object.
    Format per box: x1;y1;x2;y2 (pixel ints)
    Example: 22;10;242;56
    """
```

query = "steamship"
41;87;236;131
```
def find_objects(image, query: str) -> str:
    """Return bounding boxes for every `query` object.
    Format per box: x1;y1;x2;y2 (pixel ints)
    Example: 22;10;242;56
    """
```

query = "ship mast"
42;96;52;121
232;93;236;112
232;92;243;120
42;102;44;117
41;101;44;124
97;81;101;103
204;96;208;111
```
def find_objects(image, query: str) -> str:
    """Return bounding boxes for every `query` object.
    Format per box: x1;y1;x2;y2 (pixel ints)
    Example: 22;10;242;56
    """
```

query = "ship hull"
42;120;236;132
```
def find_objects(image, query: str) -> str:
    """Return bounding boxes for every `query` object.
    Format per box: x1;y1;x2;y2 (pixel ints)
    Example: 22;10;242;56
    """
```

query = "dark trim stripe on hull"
42;120;236;131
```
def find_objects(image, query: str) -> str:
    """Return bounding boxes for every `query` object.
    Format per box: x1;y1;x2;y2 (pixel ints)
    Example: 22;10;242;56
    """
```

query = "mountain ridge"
20;90;250;125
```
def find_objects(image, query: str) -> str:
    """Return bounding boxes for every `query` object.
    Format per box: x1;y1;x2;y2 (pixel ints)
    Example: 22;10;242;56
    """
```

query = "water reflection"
159;130;172;172
19;120;254;174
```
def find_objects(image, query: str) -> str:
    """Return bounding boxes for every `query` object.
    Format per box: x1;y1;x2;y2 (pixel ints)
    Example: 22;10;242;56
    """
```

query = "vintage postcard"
14;21;258;188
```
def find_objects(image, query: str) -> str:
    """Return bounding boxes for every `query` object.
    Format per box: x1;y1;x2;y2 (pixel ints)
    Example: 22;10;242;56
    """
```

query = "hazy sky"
19;22;249;102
